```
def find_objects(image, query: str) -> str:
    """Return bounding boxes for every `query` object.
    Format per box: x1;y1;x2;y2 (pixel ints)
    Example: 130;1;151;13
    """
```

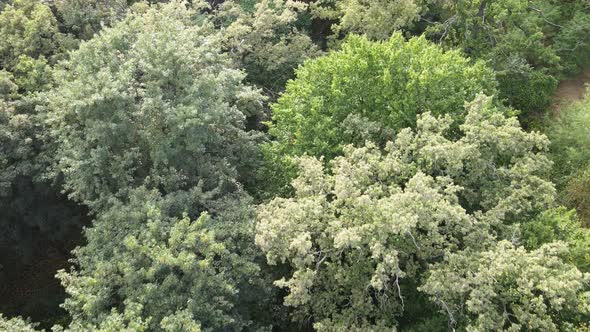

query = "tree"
213;0;319;98
0;314;42;332
0;2;87;322
547;92;590;225
310;0;590;117
45;0;265;210
262;34;496;195
256;96;556;330
521;208;590;272
421;241;590;331
57;188;274;331
311;0;430;41
0;0;72;74
422;0;590;116
54;0;131;40
46;2;280;330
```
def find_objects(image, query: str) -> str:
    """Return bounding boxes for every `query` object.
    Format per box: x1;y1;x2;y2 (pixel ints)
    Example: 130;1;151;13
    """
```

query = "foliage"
54;0;131;40
45;2;281;331
214;0;319;97
1;0;589;330
553;3;590;74
57;188;274;332
311;0;590;116
547;92;590;224
425;0;590;116
522;208;590;272
0;314;42;332
262;34;496;196
256;96;556;330
311;0;430;41
0;0;72;73
45;0;265;210
562;165;590;228
422;241;590;331
0;3;88;324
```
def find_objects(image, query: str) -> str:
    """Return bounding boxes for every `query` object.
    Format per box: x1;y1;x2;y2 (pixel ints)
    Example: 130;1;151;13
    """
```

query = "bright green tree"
311;0;590;116
256;96;557;330
263;34;496;195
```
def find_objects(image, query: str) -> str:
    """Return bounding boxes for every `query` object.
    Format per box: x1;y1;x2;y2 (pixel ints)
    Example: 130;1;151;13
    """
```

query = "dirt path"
551;68;590;112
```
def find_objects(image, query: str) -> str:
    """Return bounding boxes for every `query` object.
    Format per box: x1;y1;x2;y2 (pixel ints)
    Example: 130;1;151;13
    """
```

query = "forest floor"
551;68;590;112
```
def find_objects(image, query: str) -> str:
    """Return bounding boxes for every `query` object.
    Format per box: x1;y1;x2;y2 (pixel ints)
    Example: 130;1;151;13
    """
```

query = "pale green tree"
421;241;590;331
256;95;555;330
45;0;265;210
56;188;274;331
311;0;431;41
46;2;279;331
0;314;42;332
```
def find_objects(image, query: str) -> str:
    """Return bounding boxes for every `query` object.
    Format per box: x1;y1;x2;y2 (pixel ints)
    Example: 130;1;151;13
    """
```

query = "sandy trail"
551;68;590;112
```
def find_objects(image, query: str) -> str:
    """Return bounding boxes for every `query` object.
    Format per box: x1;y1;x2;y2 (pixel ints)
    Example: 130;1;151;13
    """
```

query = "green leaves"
0;314;42;332
45;2;265;209
46;3;279;331
262;34;496;196
422;241;590;331
256;97;557;330
312;0;430;41
214;0;319;96
58;189;248;331
0;0;71;72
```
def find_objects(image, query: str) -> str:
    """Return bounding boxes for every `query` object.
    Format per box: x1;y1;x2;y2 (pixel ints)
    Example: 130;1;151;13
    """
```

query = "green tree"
0;3;88;323
256;96;556;330
0;0;72;74
311;0;590;116
521;208;590;272
263;34;496;195
46;2;279;330
423;0;590;116
213;0;319;98
54;0;131;40
57;188;274;331
421;241;590;331
547;92;590;224
0;314;42;332
45;0;264;210
311;0;430;41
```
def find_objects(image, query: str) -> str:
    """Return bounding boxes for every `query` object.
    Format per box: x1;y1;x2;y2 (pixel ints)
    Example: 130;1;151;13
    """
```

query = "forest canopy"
0;0;589;331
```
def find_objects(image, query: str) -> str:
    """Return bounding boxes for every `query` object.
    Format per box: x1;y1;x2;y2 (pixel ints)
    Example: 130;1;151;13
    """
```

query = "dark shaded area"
0;178;89;329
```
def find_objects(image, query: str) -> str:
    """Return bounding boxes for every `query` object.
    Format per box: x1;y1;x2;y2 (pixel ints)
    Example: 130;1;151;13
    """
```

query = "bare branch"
528;6;563;29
